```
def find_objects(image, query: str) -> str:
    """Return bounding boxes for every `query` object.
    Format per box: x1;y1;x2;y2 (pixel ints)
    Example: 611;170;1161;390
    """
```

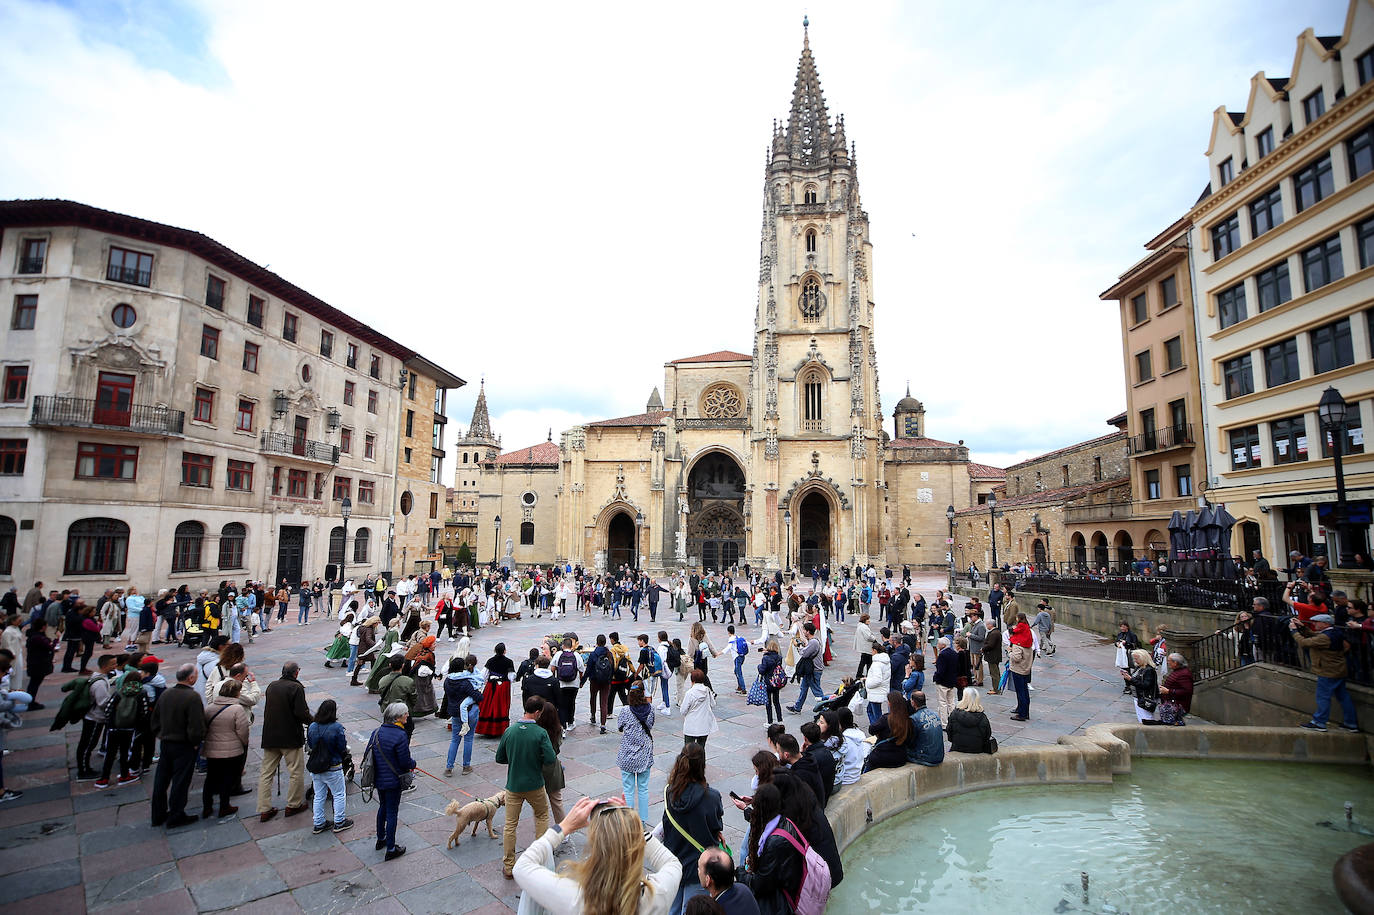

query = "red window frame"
200;325;220;359
340;427;352;453
235;398;254;432
271;466;282;495
282;312;298;342
243;341;259;373
0;438;26;475
226;459;254;491
367;389;378;413
193;387;214;424
343;381;355;405
181;452;214;487
11;294;36;330
107;246;153;286
287;468;308;498
364;434;376;459
357;479;375;504
205;275;225;309
2;365;28;403
333;475;351;501
76;442;138;480
247;295;265;327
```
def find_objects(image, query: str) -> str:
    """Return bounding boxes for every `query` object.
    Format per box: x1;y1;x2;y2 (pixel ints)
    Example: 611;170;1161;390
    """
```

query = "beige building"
1191;1;1374;567
391;356;463;577
0;199;460;592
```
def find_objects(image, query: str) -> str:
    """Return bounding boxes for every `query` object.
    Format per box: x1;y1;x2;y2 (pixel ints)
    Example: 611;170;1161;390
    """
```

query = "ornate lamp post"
783;509;792;573
988;492;999;572
493;514;502;567
1318;386;1350;566
946;504;956;590
339;495;352;586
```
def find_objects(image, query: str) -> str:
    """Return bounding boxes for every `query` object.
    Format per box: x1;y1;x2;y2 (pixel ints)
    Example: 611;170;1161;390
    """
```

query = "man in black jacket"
791;722;835;806
257;661;312;822
151;663;207;828
776;732;828;808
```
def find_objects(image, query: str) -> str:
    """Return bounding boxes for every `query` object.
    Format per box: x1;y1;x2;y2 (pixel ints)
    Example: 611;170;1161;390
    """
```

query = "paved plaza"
0;574;1145;913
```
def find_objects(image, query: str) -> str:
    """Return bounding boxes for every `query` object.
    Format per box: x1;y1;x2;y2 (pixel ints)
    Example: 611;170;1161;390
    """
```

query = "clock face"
904;416;920;437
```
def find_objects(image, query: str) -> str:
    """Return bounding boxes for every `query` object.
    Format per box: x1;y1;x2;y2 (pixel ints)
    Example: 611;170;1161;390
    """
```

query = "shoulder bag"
663;788;732;861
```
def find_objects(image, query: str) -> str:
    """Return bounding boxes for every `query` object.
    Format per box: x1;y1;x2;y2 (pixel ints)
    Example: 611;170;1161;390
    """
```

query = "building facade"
0;200;461;592
391;357;463;578
1190;1;1374;567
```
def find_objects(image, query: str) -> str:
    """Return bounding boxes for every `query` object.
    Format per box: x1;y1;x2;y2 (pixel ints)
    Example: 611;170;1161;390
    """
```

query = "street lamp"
783;509;792;573
1318;385;1349;566
635;511;644;570
339;495;352;586
988;492;999;572
946;504;955;590
493;514;502;567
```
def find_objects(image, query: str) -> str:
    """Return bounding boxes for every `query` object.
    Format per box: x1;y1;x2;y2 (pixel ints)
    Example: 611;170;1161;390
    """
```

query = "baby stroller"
180;617;204;648
813;678;863;716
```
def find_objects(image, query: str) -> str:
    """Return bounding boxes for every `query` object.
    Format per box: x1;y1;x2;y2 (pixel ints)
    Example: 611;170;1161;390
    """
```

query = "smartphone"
729;791;742;801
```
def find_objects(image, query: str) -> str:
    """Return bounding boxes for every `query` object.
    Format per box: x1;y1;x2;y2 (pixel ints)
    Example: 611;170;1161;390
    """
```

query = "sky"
0;0;1351;470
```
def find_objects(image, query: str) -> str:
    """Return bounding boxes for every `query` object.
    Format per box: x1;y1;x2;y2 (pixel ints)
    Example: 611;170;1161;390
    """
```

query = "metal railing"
259;431;339;464
18;256;44;274
106;264;151;286
30;395;185;435
1128;423;1193;455
1001;573;1287;613
1193;617;1373;687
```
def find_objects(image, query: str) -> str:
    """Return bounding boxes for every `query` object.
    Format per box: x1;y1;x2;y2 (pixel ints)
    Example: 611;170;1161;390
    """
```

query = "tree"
455;543;474;567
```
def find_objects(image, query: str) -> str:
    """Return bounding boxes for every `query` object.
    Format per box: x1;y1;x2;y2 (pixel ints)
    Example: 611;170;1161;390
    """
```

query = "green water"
831;758;1373;914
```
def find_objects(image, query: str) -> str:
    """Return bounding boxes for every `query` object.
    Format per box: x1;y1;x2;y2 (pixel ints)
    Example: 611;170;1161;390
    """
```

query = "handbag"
986;736;998;754
1158;700;1184;725
746;675;768;706
362;730;414;797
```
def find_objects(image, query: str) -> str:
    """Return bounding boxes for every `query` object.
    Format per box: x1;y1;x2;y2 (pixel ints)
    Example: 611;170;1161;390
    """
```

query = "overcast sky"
0;0;1349;470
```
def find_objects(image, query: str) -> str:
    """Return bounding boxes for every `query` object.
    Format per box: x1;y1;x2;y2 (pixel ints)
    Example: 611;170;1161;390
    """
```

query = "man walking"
257;662;312;821
297;583;313;626
150;663;205;827
495;696;556;879
786;623;824;714
1290;614;1359;732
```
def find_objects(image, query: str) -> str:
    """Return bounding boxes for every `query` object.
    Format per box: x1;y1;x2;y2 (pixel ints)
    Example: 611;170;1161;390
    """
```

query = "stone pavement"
0;573;1142;913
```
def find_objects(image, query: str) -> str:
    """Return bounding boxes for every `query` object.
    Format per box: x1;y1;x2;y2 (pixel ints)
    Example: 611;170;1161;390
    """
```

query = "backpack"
106;676;146;730
556;650;579;682
767;819;832;915
731;636;749;657
767;657;788;689
614;651;633;680
665;642;682;672
648;649;664;676
593;651;614;682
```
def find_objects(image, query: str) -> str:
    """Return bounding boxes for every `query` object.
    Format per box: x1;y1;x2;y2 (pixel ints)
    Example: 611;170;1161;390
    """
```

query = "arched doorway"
798;491;831;571
1032;538;1047;567
1240;521;1262;561
1091;531;1109;570
1114;531;1134;568
1143;529;1166;562
607;512;636;570
687;452;746;570
1070;532;1087;571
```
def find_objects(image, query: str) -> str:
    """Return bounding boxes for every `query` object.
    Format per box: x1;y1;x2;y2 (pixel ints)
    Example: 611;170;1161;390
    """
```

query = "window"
333;476;351;501
1301;235;1343;291
357;479;375;504
802;369;823;429
1255;126;1275;159
404;446;412;463
1217;283;1247;329
1360;217;1374;270
1223;354;1254;399
1348;124;1374;184
1145;469;1161;500
271;467;281;495
462;453;468;464
2;365;28;403
301;364;311;384
343;381;355;406
1294;154;1334;212
328;526;346;565
287;468;308;498
1249;185;1283;238
181;452;213;487
1323;408;1365;457
235;398;254;432
18;238;46;274
1255;261;1292;313
107;247;152;286
282;312;297;342
1311;317;1354;374
430;455;441;484
200;325;219;359
76;442;137;479
1168;400;1188;437
520;521;535;545
803;185;818;204
171;521;204;572
1134;350;1152;383
353;528;370;564
799;276;822;322
111;303;136;328
1159;275;1177;309
1061;465;1070;487
1303;89;1326;124
1271;415;1307;464
1164;336;1183;372
1211;213;1240;260
432;424;443;450
1218;157;1234;187
405;410;415;437
225;459;253;491
346;342;358;369
340;427;352;453
364;433;376;460
64;518;129;575
1175;464;1193;497
193;387;214;423
1093;456;1102;481
429;492;439;519
1230;425;1261;470
0;439;26;475
205;275;225;310
1140;408;1157;451
218;522;246;569
367;389;378;413
1263;337;1300;387
0;516;11;575
320;329;334;358
805;228;817;252
11;294;36;330
1130;292;1148;324
247;295;264;328
370;354;381;379
408;371;417;400
1359;48;1374;86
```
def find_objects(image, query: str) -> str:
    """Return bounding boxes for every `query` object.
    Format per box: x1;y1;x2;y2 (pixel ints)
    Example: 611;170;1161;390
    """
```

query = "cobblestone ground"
0;573;1142;913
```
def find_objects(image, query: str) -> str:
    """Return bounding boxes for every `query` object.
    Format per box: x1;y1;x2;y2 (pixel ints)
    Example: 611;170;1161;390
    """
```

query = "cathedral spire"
468;378;493;441
785;19;831;166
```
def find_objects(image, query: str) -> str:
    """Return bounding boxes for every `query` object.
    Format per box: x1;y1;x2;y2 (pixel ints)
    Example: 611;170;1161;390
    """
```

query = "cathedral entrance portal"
687;452;746;572
607;512;636;571
797;491;831;572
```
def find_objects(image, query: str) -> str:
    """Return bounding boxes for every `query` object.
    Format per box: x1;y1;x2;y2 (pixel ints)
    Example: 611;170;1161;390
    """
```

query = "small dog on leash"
443;794;505;848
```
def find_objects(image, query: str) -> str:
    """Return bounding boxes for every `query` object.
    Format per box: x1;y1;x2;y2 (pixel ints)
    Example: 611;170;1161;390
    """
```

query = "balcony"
31;396;184;436
260;430;339;464
18;256;44;274
675;417;750;431
1128;423;1193;456
106;264;151;287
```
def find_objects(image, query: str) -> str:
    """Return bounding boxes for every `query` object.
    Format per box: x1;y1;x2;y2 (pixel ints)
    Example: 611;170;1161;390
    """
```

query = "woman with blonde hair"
685;622;718;690
946;686;994;754
1120;648;1159;722
514;796;681;915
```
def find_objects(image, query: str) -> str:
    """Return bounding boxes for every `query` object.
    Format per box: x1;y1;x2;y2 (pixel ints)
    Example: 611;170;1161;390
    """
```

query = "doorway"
1240;521;1262;562
293;416;308;456
798;491;831;571
276;525;306;588
94;372;134;427
607;512;635;570
1281;505;1313;559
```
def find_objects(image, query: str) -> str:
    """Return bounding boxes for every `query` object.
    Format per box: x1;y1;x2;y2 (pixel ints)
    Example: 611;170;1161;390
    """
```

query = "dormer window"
1255;126;1274;159
1303;89;1326;126
805;228;817;253
1217;157;1234;188
803;185;818;204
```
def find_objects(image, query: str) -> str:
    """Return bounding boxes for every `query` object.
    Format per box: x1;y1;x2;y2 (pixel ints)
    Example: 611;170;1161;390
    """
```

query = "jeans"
1010;671;1030;718
375;787;402;850
100;728;134;780
670;882;709;915
556;687;578;728
151;740;196;824
621;768;650;822
158;616;178;641
765;687;783;724
446;704;480;768
734;655;747;691
312;766;347;827
1313;675;1358;727
867;701;883;726
658;674;672;709
347;645;359;673
298;605;310;624
790;670;823;710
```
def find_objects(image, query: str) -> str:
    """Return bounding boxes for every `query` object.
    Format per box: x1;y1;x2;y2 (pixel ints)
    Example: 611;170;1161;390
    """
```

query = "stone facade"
391;359;462;577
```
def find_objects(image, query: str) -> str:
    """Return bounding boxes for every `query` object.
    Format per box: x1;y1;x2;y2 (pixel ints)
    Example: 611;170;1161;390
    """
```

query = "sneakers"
457;719;471;737
1300;721;1328;731
462;766;473;775
443;768;453;777
0;789;22;802
76;769;99;782
384;845;407;861
1338;724;1360;732
313;823;329;835
94;778;112;790
333;818;354;833
402;783;417;793
117;773;140;786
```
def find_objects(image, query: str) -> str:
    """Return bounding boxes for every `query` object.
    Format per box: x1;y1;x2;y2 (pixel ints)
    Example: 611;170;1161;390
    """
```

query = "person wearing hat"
1289;613;1359;732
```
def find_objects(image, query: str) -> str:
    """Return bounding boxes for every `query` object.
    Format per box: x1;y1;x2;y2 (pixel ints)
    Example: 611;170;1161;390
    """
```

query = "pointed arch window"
805;228;817;253
801;368;824;431
799;276;823;323
803;185;818;204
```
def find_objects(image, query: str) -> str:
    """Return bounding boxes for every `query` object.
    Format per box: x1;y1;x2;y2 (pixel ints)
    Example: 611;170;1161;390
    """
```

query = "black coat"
661;781;723;889
261;676;312;748
789;745;835;807
739;819;805;915
946;708;992;754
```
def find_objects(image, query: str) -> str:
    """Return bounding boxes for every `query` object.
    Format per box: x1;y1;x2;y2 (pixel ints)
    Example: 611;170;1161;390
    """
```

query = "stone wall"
953;586;1234;641
1193;662;1372;731
1004;432;1127;498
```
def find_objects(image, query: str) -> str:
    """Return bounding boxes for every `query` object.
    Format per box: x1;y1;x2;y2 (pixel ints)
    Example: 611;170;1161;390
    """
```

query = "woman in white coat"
863;647;891;727
679;669;718;749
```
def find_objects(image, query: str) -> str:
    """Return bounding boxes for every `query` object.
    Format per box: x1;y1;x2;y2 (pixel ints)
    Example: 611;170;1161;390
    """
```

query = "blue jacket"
888;644;911;691
307;721;348;769
908;706;945;766
369;722;415;789
444;671;484;710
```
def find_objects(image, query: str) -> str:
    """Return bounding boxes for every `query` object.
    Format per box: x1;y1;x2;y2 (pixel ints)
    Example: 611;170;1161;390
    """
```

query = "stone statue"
499;537;514;570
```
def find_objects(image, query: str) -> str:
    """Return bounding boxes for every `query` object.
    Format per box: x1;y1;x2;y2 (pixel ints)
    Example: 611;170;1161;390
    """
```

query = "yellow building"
391;357;464;577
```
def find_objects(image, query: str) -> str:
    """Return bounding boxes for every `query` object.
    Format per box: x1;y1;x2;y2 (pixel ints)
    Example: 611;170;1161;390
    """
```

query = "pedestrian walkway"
0;573;1141;913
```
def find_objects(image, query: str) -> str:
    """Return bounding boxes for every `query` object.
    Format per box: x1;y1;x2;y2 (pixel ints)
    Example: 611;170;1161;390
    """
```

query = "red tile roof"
669;350;751;364
967;462;1006;480
951;479;1125;516
586;410;671;427
1002;430;1126;471
492;441;560;466
887;436;959;449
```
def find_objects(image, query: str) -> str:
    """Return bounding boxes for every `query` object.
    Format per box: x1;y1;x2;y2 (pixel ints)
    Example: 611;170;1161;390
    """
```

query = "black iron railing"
106;264;152;286
260;431;339;464
1193;617;1373;687
30;396;185;435
17;256;44;274
1128;424;1193;455
1002;573;1287;613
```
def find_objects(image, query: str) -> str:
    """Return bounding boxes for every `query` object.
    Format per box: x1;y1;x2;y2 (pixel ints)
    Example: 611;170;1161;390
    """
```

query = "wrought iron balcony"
17;256;44;274
106;264;151;287
1128;423;1193;456
260;431;339;464
31;396;184;435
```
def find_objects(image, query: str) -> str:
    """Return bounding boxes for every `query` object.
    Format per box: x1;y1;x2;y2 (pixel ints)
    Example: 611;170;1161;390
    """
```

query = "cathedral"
456;26;1001;573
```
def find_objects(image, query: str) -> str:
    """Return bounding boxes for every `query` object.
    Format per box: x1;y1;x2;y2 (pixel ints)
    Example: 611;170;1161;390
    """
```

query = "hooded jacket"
661;781;723;889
